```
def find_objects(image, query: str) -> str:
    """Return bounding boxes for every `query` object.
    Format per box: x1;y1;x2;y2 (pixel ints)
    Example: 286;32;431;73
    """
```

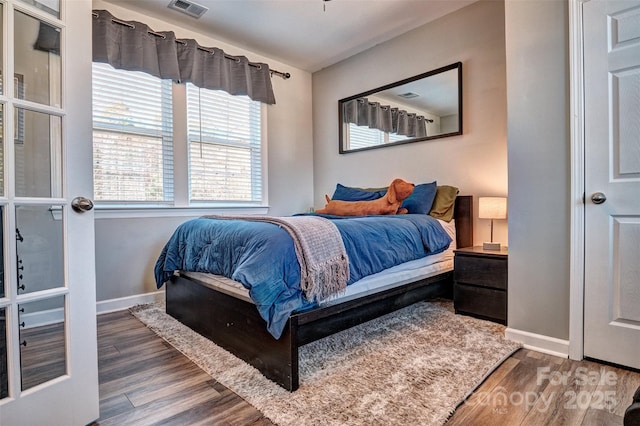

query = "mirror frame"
338;62;462;154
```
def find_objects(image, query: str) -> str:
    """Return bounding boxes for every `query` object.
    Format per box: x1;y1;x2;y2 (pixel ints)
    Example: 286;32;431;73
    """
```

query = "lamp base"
482;242;501;251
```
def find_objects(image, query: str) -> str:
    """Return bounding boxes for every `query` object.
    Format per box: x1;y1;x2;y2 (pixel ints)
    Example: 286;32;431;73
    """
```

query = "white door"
583;0;640;369
0;0;99;424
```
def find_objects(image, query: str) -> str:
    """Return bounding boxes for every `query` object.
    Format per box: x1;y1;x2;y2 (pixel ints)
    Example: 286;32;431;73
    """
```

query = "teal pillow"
331;184;386;201
401;181;437;214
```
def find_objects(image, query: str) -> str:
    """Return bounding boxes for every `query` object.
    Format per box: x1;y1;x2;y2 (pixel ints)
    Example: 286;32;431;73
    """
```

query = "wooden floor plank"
449;350;563;425
125;364;216;407
449;349;639;426
99;346;199;400
152;385;267;426
447;356;521;425
19;323;66;390
520;358;595;426
98;381;222;426
99;393;135;420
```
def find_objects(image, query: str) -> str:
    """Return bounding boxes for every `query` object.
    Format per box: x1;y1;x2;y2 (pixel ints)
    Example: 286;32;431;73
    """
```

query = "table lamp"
478;197;507;250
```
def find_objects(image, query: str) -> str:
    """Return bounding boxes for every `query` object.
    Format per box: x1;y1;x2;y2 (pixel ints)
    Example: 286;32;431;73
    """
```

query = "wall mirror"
339;62;462;153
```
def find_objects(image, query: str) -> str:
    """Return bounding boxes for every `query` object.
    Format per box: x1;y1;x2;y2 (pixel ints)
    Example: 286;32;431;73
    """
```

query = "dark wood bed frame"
166;195;473;391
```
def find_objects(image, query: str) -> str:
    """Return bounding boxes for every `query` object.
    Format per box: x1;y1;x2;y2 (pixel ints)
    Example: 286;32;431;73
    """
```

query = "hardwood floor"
447;349;640;425
96;310;640;425
97;310;273;426
20;322;67;391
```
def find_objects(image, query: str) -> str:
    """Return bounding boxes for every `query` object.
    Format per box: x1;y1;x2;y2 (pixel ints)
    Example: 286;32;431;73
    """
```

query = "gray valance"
343;97;428;138
92;9;276;105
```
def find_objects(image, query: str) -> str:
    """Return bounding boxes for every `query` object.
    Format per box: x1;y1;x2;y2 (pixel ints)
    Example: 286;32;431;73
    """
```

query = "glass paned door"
0;1;98;423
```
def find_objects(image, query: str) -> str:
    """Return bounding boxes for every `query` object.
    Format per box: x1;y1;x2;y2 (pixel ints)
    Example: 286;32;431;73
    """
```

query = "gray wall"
93;1;314;302
312;0;508;249
505;0;570;340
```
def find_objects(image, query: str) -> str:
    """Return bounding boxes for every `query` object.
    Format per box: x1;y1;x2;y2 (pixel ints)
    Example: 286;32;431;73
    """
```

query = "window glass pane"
187;85;262;202
16;0;60;18
15;205;64;295
0;207;4;299
0;105;4;196
0;307;6;399
389;132;409;143
92;63;173;202
347;123;385;150
14;11;61;107
19;295;66;390
14;108;62;198
0;4;4;95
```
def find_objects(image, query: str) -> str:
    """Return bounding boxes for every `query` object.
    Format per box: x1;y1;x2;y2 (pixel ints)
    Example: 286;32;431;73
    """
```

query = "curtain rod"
92;12;291;80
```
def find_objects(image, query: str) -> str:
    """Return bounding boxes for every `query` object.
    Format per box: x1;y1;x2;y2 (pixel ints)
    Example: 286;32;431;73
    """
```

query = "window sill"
94;204;270;219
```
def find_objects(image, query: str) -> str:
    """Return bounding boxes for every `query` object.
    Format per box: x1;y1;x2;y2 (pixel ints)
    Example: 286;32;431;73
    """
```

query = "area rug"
131;300;521;426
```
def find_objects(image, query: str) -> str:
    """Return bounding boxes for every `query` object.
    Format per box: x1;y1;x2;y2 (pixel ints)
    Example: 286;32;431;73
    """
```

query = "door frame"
568;0;586;361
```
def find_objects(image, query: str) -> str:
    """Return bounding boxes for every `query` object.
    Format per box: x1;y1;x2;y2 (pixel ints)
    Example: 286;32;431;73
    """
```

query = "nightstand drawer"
454;256;507;290
454;284;506;323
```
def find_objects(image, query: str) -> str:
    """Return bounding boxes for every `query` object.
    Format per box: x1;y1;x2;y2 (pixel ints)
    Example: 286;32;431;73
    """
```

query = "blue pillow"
401;181;437;214
331;184;386;201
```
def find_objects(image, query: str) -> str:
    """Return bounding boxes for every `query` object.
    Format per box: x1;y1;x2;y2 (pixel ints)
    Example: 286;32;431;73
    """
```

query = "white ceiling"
104;0;477;72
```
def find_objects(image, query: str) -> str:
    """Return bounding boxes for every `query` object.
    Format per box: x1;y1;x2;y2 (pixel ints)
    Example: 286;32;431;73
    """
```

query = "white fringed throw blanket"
203;215;349;302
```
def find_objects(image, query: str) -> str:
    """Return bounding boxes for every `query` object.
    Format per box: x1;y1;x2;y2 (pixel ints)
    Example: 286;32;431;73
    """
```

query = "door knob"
71;196;94;212
591;192;606;205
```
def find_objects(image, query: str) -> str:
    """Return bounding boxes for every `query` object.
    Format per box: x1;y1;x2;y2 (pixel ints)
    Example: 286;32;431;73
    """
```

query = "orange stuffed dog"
315;178;415;216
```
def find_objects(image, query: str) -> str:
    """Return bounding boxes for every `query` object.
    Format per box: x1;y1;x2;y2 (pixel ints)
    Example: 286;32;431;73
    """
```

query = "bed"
156;195;472;391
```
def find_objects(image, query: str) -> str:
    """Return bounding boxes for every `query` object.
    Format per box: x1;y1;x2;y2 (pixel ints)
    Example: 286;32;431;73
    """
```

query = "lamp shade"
478;197;507;219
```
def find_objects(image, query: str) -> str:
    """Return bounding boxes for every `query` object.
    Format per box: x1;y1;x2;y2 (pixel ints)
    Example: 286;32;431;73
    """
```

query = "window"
92;64;265;207
92;63;173;203
186;84;263;202
346;123;409;150
346;123;384;150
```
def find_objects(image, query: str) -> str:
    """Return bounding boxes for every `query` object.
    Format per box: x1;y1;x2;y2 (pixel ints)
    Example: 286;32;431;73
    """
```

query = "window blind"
92;63;173;202
186;84;262;202
347;123;384;150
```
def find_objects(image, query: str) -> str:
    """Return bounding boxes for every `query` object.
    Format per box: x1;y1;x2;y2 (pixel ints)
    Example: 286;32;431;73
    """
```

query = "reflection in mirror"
19;295;66;390
16;0;60;18
0;105;3;196
0;206;4;299
14;109;62;198
340;62;462;153
15;205;64;295
0;307;7;399
14;10;61;107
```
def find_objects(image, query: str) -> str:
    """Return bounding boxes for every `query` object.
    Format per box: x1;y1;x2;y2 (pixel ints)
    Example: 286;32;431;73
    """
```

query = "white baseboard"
505;327;570;359
20;291;165;328
96;290;165;315
21;308;65;329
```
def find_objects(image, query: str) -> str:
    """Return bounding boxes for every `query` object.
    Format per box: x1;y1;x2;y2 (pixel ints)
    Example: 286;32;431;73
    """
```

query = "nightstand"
453;246;508;324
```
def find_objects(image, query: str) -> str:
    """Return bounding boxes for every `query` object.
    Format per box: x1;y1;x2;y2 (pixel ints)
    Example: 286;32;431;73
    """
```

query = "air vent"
398;92;420;99
168;0;208;19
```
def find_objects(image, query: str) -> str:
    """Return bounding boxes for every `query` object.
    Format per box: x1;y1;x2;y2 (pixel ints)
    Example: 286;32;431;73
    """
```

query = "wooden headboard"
453;195;473;248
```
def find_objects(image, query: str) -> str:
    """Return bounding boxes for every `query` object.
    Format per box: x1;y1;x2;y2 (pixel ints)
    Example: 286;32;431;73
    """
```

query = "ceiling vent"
398;92;420;99
168;0;208;19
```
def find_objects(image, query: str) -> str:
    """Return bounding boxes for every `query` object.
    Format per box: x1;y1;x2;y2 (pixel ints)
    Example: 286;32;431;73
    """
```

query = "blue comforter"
154;214;451;339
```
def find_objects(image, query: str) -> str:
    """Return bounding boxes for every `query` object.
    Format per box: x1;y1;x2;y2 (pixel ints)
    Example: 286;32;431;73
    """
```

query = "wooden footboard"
167;274;299;390
167;271;452;391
